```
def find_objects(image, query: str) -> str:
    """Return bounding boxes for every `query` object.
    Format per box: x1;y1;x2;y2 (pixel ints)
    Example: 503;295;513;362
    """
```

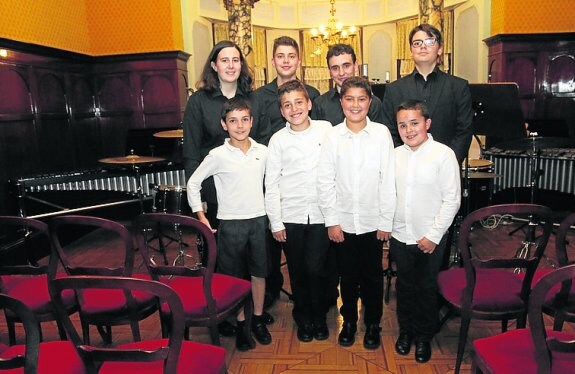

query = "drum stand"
509;134;542;272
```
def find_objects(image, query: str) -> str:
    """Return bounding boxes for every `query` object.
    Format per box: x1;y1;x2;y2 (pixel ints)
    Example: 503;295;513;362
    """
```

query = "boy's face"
340;87;371;124
221;109;253;142
410;30;443;67
279;90;311;128
211;47;241;84
272;45;300;80
328;53;356;88
397;108;431;151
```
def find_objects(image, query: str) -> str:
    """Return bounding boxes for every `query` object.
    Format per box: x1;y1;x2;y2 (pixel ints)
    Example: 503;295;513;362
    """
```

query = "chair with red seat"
542;212;575;331
0;292;85;374
0;216;76;346
437;204;553;373
49;275;227;374
48;215;157;345
472;263;575;373
134;213;253;346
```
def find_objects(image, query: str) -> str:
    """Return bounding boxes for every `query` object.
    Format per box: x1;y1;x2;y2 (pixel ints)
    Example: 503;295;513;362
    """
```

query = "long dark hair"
196;40;254;93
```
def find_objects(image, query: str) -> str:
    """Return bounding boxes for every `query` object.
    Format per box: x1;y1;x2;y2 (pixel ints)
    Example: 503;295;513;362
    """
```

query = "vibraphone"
484;147;575;195
10;167;186;218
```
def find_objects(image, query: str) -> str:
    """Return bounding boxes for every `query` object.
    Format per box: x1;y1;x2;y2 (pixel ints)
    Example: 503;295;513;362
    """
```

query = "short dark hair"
197;40;253;94
409;24;443;47
221;97;252;122
278;80;310;102
326;43;356;66
340;76;372;97
397;99;431;121
273;36;299;56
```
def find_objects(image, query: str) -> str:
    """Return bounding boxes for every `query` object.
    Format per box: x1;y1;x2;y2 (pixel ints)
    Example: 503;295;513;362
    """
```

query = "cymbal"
153;129;183;138
496;136;575;151
467;172;501;179
98;155;166;165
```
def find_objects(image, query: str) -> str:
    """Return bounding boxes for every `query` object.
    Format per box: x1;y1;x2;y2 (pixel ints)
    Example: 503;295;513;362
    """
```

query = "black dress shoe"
235;321;255;351
218;320;237;337
251;315;272;345
395;332;412;355
313;321;329;341
415;341;432;363
338;321;356;347
297;323;314;342
261;310;275;325
363;324;381;349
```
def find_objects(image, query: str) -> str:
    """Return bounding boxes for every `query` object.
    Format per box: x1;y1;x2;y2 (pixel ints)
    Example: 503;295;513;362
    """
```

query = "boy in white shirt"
391;100;461;363
317;76;396;350
265;80;332;343
187;97;271;351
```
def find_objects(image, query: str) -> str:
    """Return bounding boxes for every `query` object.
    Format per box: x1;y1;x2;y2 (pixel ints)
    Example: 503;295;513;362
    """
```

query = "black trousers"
337;231;384;326
390;235;447;342
265;232;284;303
283;223;330;326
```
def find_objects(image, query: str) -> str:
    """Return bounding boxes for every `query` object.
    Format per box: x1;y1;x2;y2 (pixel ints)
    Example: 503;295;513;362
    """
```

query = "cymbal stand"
447;154;472;268
511;134;541;273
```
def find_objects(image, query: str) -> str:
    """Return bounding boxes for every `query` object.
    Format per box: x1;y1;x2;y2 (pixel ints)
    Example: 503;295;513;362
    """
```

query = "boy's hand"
416;237;436;254
196;211;216;233
272;230;286;242
377;230;391;241
328;225;344;243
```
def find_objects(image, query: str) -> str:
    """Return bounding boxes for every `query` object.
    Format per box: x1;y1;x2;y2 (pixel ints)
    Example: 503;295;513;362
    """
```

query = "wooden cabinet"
485;33;575;138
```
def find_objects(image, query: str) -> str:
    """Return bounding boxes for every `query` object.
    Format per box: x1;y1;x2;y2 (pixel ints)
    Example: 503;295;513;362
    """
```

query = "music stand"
449;83;527;267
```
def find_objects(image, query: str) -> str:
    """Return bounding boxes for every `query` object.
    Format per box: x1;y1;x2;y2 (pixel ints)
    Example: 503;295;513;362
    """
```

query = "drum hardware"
499;134;544;273
153;126;184;164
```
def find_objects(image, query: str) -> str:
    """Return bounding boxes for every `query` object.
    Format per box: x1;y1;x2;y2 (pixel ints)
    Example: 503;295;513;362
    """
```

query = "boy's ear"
221;119;228;130
425;118;432;130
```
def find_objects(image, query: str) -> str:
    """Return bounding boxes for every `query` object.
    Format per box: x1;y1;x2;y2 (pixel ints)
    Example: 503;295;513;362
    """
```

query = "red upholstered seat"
0;216;76;345
437;204;553;374
161;274;251;317
439;268;525;312
50;276;227;374
49;215;158;345
99;338;226;374
473;329;575;373
472;264;575;373
0;293;85;373
0;340;85;374
134;213;253;346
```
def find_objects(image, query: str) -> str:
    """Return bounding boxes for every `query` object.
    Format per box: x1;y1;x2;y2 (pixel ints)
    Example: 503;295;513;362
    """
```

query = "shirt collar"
327;87;340;100
337;117;375;136
286;120;313;135
401;134;434;152
224;137;257;153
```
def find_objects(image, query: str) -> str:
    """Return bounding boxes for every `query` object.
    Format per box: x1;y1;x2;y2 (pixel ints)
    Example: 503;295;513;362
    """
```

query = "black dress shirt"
310;87;385;126
254;78;320;134
381;67;474;164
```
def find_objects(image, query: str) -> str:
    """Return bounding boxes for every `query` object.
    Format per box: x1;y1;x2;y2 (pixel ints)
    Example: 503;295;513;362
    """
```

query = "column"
223;0;259;65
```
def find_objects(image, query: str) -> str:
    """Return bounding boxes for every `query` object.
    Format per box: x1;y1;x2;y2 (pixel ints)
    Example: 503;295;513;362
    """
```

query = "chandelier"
310;0;357;47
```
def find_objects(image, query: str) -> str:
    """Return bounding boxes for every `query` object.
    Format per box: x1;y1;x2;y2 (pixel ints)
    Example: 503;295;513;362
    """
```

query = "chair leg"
6;319;16;345
553;312;565;331
208;319;221;346
81;319;91;345
516;314;526;329
455;314;471;374
56;319;67;341
129;320;142;341
97;325;112;344
501;319;508;332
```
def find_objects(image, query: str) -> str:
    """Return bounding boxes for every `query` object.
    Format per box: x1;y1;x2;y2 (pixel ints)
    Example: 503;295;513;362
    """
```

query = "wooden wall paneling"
95;72;133;158
35;68;75;172
506;53;538;119
0;64;39;178
141;71;180;128
69;73;101;168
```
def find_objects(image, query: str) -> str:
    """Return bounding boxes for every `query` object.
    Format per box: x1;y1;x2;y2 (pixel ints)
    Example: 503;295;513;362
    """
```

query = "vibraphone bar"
484;148;575;194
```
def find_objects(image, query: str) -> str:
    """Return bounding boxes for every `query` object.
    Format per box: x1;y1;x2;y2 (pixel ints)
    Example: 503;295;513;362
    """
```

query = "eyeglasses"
411;37;437;48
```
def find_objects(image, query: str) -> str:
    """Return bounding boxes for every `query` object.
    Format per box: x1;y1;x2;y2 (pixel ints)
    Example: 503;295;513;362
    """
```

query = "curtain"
213;22;229;44
301;29;363;68
302;66;331;94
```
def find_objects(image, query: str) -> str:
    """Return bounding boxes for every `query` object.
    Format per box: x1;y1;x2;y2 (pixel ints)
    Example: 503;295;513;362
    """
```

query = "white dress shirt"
265;119;332;232
187;138;267;220
392;135;461;245
317;118;396;235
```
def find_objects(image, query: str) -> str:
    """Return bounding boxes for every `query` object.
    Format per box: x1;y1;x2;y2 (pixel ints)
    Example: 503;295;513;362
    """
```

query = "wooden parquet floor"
1;218;573;373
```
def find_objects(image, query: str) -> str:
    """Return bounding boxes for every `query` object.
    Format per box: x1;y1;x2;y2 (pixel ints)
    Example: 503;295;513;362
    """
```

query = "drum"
152;185;191;215
464;159;494;172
